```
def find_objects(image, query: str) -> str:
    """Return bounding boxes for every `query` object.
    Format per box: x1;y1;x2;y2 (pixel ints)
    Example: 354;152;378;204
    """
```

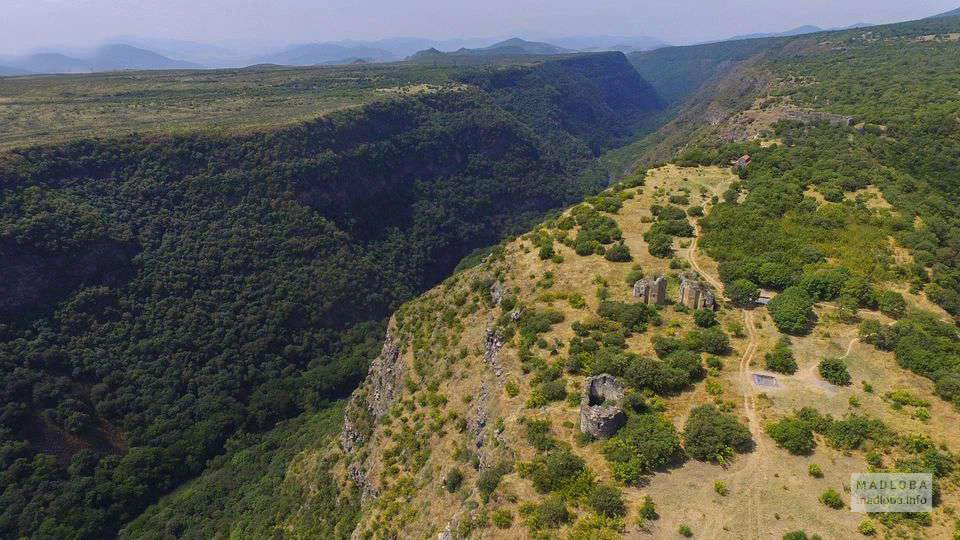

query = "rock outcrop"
341;328;404;455
579;374;627;438
484;328;505;379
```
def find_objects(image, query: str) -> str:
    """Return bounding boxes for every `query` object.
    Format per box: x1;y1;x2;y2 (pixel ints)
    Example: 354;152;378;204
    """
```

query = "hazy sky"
1;0;957;55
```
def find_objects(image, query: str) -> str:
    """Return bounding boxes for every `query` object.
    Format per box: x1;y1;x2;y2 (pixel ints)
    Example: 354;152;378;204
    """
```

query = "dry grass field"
0;63;455;149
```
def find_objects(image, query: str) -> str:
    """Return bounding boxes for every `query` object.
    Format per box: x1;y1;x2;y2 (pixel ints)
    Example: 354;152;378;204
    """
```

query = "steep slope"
188;161;959;538
0;54;663;539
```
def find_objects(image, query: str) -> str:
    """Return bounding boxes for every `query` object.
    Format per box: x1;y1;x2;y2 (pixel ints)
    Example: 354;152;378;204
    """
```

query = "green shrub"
529;495;570;529
604;241;632;262
523;448;585;494
679;524;693;537
808;463;823;478
877;290;906;318
714;480;729;496
694;326;731;355
522;418;556;451
598;301;655;332
857;519;876;536
477;462;512;502
492;509;513;529
444;468;464;493
625;266;644;285
765;336;798;374
694;309;717;328
638;495;658;521
766;418;815;455
539;242;555;260
683;405;753;462
568;293;586;309
588;484;626;517
818;357;851;386
819;488;844;509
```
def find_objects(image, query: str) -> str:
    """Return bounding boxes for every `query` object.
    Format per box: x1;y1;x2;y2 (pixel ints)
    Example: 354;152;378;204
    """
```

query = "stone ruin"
579;374;626;439
679;273;716;310
633;276;667;306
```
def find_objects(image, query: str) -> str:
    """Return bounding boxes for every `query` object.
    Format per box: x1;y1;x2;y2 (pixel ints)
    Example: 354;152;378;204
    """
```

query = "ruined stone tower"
679;273;716;310
633;276;667;306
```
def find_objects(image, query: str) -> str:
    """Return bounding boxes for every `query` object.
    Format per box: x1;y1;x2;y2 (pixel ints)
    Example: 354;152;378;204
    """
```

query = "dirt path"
739;309;764;540
686;206;767;539
686;232;723;291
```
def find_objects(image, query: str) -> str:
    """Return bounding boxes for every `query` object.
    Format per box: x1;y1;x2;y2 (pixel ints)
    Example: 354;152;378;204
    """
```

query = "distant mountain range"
0;35;665;75
0;64;30;76
724;22;871;42
412;37;574;60
256;43;396;66
5;7;956;78
1;44;196;75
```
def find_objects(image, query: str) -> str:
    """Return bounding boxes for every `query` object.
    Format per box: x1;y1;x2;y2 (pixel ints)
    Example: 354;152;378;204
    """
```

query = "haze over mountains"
0;4;957;76
722;22;872;41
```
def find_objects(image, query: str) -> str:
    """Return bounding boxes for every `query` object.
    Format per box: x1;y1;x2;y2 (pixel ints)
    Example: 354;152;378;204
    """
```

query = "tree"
539;242;555;260
603;414;682;485
694;309;717;328
532;495;570;529
727;279;760;306
818;357;851;386
768;286;814;335
604;241;632;262
588;485;626;517
682;405;752;462
698;326;731;355
757;262;796;290
799;268;850;301
647;233;673;258
877;290;906;318
766;418;815;455
765;336;798;374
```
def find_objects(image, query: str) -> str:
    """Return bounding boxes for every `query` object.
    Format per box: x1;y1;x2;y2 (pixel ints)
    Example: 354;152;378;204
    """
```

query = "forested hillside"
0;52;663;538
674;15;960;407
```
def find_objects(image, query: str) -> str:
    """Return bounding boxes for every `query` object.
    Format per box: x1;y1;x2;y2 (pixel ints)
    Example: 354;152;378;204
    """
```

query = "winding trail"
686;197;766;539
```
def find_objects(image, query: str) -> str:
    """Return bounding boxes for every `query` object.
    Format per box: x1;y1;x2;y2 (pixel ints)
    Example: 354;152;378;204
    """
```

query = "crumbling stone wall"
580;374;626;438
